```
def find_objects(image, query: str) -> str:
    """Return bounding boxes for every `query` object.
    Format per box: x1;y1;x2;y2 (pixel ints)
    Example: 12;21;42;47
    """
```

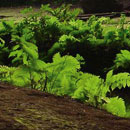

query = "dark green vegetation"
1;4;130;118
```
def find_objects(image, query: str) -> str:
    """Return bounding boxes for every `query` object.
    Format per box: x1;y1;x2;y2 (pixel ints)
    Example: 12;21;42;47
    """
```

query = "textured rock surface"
0;83;130;130
81;0;123;13
120;0;130;10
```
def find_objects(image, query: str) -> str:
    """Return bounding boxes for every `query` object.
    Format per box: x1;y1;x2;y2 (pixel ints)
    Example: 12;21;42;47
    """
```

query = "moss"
14;108;75;129
14;117;37;129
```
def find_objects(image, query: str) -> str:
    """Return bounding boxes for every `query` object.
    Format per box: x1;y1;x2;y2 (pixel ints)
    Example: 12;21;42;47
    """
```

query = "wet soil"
0;83;130;130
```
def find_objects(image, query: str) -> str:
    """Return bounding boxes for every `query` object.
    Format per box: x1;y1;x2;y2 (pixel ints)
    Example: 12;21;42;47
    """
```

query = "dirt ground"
0;83;130;130
0;6;40;22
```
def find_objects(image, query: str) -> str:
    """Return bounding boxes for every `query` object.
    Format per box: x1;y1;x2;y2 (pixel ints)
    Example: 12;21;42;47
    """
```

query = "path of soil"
0;83;130;130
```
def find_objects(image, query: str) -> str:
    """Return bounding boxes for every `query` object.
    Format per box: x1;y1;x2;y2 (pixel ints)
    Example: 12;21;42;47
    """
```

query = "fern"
0;20;15;35
40;4;83;21
46;53;80;95
48;34;79;56
0;37;5;48
8;33;47;89
9;35;38;64
103;97;126;117
7;60;47;89
0;65;16;82
67;19;90;38
105;70;130;91
11;66;30;87
87;15;104;38
113;50;130;70
20;7;33;14
73;73;108;107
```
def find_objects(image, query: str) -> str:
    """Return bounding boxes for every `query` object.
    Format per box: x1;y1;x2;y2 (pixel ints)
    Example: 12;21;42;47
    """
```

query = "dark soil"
0;83;130;130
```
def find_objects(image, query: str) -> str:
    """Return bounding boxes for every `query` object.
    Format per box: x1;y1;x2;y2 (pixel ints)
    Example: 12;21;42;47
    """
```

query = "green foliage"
0;38;8;65
48;34;79;56
45;53;81;95
10;59;46;88
0;65;16;82
40;4;83;21
73;73;107;107
72;70;130;117
103;97;126;117
11;66;30;87
9;35;38;64
113;50;130;70
20;7;33;14
1;6;129;76
0;20;15;35
110;72;130;90
1;5;130;118
0;38;5;49
6;31;46;88
105;70;130;91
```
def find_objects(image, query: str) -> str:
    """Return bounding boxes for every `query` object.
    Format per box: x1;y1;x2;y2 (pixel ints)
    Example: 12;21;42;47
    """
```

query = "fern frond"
108;72;130;90
48;35;79;56
10;35;39;64
45;53;81;95
73;73;108;106
113;50;130;69
103;97;126;117
11;66;30;87
0;65;16;82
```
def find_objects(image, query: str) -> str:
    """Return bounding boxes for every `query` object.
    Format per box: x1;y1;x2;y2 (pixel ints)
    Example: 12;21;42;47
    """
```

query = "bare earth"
0;83;130;130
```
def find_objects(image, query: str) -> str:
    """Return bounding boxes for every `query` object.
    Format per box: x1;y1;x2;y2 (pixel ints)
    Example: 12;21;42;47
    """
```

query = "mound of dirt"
0;82;130;130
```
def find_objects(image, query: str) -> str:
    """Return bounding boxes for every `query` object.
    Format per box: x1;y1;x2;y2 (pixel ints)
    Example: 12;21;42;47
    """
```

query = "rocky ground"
0;83;130;130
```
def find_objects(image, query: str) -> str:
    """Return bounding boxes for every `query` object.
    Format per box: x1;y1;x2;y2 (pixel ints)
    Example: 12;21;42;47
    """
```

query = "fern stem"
43;72;48;92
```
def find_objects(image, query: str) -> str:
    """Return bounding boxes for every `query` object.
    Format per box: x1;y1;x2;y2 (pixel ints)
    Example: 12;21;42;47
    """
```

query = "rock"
119;0;130;10
81;0;123;13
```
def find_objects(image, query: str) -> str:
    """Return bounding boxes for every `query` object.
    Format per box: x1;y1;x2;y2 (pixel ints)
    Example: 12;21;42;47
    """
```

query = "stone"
81;0;123;13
